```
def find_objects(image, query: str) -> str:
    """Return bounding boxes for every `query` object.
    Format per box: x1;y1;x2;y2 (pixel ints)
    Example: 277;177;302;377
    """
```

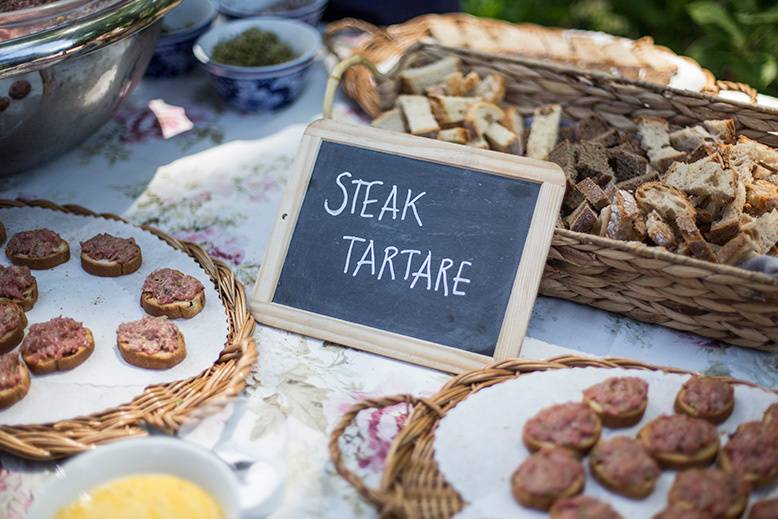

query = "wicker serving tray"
326;42;778;351
330;355;777;518
0;199;257;460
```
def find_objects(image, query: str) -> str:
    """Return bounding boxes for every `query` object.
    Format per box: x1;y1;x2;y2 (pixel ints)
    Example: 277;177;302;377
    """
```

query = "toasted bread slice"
7;240;69;270
639;420;719;469
590;439;659;498
0;358;30;410
118;329;186;370
0;307;26;355
523;424;601;456
511;448;585;511
0;282;37;312
674;379;734;424
669;469;749;519
81;250;142;277
141;289;205;319
22;328;94;375
514;472;584;511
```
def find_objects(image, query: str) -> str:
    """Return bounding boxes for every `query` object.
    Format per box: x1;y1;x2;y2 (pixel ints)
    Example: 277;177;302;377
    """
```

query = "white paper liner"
0;207;229;425
433;367;778;518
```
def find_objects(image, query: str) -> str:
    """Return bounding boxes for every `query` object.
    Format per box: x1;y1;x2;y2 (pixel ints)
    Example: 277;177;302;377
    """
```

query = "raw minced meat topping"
0;265;35;300
142;268;204;304
669;469;748;518
584;377;648;416
679;377;733;416
21;317;90;363
117;316;180;355
550;495;622;519
0;303;23;336
80;233;140;263
512;447;583;496
642;414;718;455
722;421;778;480
524;402;599;447
6;228;65;258
0;352;22;390
590;437;660;488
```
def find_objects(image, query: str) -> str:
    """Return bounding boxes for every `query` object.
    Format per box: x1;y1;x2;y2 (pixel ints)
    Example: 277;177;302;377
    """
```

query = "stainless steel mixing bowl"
0;0;180;175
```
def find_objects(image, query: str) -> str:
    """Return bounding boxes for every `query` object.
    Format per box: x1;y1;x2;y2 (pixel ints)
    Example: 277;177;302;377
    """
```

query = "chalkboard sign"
251;119;565;373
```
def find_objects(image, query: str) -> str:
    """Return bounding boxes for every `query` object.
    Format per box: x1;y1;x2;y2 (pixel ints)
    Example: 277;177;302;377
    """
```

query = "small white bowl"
193;17;322;111
27;437;242;519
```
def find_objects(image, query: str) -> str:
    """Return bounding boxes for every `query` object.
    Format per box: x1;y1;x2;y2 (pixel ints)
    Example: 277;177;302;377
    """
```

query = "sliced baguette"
371;108;407;133
474;73;506;104
484;122;520;154
464;101;504;138
0;357;30;410
0;306;26;355
590;441;658;498
675;383;734;425
23;328;94;375
7;240;69;270
585;393;647;428
638;420;720;470
436;127;469;145
141;288;205;319
399;56;460;94
81;250;142;277
397;95;439;137
428;95;480;127
526;104;562;160
118;328;186;370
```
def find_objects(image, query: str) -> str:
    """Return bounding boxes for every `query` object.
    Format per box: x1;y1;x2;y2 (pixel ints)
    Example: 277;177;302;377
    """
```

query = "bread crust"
0;309;26;355
584;395;647;428
140;289;205;319
0;360;29;410
81;249;142;277
7;241;69;270
513;472;584;511
0;282;37;312
674;383;734;425
22;328;94;375
638;421;719;469
118;329;186;370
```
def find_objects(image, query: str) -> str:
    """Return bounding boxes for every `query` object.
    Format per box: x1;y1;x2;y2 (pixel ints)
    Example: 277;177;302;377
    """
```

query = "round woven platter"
330;355;777;518
0;199;257;460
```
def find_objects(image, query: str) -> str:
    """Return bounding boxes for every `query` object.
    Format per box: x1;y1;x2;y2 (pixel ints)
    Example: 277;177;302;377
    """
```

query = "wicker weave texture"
330;356;775;518
0;200;257;460
327;41;778;351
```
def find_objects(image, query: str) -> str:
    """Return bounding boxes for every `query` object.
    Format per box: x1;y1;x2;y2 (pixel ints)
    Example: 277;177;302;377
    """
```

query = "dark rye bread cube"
590;128;625;148
548;141;583;212
576;115;611;141
575;177;610;210
565;201;598;233
575;142;614;187
558;125;577;144
608;147;649;182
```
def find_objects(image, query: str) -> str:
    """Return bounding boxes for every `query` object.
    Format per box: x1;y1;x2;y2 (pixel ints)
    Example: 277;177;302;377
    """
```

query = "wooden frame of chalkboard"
251;119;565;373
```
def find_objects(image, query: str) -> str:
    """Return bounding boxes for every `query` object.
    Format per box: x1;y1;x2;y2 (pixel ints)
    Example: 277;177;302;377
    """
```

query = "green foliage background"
463;0;778;96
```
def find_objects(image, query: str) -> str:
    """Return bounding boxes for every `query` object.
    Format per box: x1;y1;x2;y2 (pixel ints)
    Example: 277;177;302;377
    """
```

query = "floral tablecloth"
2;56;778;518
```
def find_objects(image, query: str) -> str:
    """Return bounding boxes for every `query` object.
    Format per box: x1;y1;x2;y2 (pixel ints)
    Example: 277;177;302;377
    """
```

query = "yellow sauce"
54;474;225;519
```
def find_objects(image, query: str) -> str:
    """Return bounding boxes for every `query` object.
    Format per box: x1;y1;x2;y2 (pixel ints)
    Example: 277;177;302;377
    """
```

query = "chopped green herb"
211;28;297;67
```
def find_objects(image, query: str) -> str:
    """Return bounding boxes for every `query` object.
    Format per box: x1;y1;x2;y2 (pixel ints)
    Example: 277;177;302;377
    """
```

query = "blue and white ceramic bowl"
194;18;321;112
146;0;218;78
218;0;328;26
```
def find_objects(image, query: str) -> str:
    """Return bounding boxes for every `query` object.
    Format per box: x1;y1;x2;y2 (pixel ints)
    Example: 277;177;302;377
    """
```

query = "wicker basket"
324;13;762;118
329;355;777;518
0;199;257;460
324;41;778;351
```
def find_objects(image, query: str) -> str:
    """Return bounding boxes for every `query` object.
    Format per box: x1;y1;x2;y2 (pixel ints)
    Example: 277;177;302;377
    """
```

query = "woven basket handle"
323;54;389;119
324;18;392;57
328;394;443;508
703;79;758;102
